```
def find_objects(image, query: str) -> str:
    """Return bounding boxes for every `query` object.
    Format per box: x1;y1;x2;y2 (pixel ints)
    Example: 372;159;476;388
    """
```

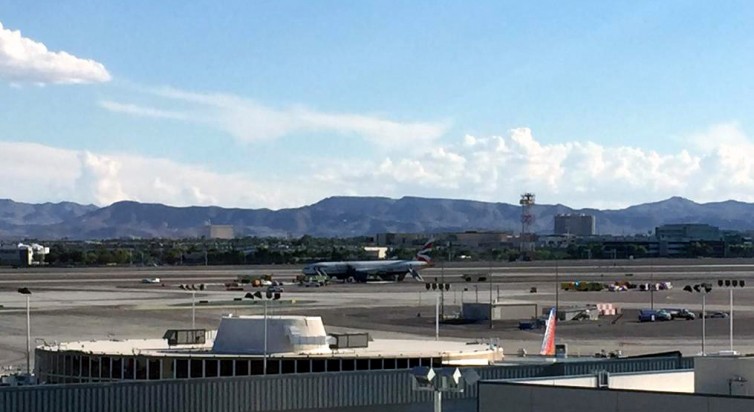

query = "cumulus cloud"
0;141;312;209
100;87;449;149
308;124;754;209
0;21;110;85
2;123;754;210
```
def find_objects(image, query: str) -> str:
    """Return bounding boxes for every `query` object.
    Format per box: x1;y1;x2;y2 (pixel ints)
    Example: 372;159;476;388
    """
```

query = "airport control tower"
519;193;536;258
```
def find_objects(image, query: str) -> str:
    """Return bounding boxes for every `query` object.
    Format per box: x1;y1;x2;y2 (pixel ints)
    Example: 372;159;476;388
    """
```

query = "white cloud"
2;123;754;210
308;124;754;209
0;141;313;209
99;101;187;121
0;21;110;85
100;87;449;149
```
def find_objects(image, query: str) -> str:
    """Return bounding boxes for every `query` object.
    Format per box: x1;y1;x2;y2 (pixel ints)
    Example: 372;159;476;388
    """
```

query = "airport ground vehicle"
663;308;696;320
705;311;730;319
638;309;672;322
296;274;329;287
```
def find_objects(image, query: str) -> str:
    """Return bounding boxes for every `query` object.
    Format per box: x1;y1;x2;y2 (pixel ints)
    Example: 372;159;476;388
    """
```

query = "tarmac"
2;259;754;371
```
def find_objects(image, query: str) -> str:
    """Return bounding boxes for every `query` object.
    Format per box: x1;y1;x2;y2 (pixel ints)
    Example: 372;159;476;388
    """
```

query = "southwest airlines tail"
539;307;557;356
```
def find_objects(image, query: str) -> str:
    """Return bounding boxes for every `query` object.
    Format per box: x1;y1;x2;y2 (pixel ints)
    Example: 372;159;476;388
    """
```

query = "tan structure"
453;231;513;250
205;224;234;239
363;246;388;259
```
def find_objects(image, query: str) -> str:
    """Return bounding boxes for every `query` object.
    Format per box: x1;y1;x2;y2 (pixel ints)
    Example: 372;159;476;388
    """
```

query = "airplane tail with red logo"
539;307;557;356
415;239;434;265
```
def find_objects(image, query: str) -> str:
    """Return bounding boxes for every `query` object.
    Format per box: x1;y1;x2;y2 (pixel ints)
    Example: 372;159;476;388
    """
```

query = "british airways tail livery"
301;239;434;283
539;307;557;356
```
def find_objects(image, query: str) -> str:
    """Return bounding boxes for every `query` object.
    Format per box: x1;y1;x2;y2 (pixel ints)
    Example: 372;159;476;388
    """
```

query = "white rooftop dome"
211;315;330;355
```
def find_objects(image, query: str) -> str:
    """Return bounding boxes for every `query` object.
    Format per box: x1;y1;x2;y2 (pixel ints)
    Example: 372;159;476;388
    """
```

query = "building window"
250;359;264;375
161;358;174;379
356;359;369;371
72;355;80;377
101;357;111;380
190;359;203;378
176;359;189;379
220;360;233;377
90;356;100;379
342;359;355;371
312;359;326;373
136;357;147;380
235;360;249;376
326;359;341;372
81;356;90;378
205;359;218;378
296;359;311;373
281;360;296;374
148;359;161;380
369;359;382;370
267;359;280;375
111;358;122;380
123;358;136;380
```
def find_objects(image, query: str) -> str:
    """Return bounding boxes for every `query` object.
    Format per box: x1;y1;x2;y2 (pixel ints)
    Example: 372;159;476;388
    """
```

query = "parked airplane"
301;240;433;283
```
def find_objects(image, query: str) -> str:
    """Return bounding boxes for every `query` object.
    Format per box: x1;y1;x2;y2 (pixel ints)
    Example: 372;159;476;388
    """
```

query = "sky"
2;1;754;210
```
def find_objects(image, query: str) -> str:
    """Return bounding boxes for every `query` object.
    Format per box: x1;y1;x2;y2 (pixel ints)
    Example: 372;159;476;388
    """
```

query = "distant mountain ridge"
0;196;753;240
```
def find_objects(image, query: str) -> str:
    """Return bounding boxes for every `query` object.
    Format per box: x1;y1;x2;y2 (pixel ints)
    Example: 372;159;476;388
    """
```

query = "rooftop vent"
163;329;206;346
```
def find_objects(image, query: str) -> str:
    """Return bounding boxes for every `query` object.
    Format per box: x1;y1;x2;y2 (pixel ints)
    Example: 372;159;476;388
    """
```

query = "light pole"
555;260;559;314
191;290;196;330
17;287;32;374
410;367;480;412
246;289;281;375
435;294;439;341
264;299;269;374
684;283;711;355
718;279;745;353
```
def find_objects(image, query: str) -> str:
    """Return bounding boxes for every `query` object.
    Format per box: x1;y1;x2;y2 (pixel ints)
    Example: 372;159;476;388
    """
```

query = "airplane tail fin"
539;307;557;356
415;239;434;265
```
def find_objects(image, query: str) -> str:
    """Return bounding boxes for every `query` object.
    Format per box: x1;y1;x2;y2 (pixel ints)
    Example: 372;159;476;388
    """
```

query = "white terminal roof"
36;315;502;366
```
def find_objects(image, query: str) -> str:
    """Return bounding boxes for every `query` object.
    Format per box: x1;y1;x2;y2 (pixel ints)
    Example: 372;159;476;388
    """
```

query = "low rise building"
34;315;502;384
554;214;596;236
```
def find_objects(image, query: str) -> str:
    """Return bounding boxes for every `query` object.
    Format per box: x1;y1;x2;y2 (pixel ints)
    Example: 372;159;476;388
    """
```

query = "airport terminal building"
34;315;501;384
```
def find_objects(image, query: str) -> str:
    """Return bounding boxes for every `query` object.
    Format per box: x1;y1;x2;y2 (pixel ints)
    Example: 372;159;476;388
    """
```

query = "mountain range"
0;196;752;240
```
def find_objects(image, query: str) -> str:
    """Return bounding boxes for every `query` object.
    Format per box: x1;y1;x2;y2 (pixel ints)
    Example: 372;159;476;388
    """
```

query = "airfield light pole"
730;288;734;352
702;293;707;355
17;288;32;374
650;270;655;311
191;291;196;330
435;294;440;341
685;283;711;355
264;299;269;374
555;260;559;314
474;285;479;303
489;281;494;330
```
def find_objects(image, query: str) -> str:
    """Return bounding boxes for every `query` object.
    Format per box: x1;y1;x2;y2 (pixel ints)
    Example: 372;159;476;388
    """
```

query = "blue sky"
2;1;754;209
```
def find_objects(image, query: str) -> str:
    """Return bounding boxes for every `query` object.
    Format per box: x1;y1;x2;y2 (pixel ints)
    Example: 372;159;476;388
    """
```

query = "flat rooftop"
37;334;500;363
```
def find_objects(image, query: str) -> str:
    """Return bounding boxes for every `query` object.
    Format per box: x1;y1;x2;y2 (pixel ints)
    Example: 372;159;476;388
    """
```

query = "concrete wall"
516;376;597;387
696;356;754;396
478;382;753;412
515;370;693;392
611;370;693;392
